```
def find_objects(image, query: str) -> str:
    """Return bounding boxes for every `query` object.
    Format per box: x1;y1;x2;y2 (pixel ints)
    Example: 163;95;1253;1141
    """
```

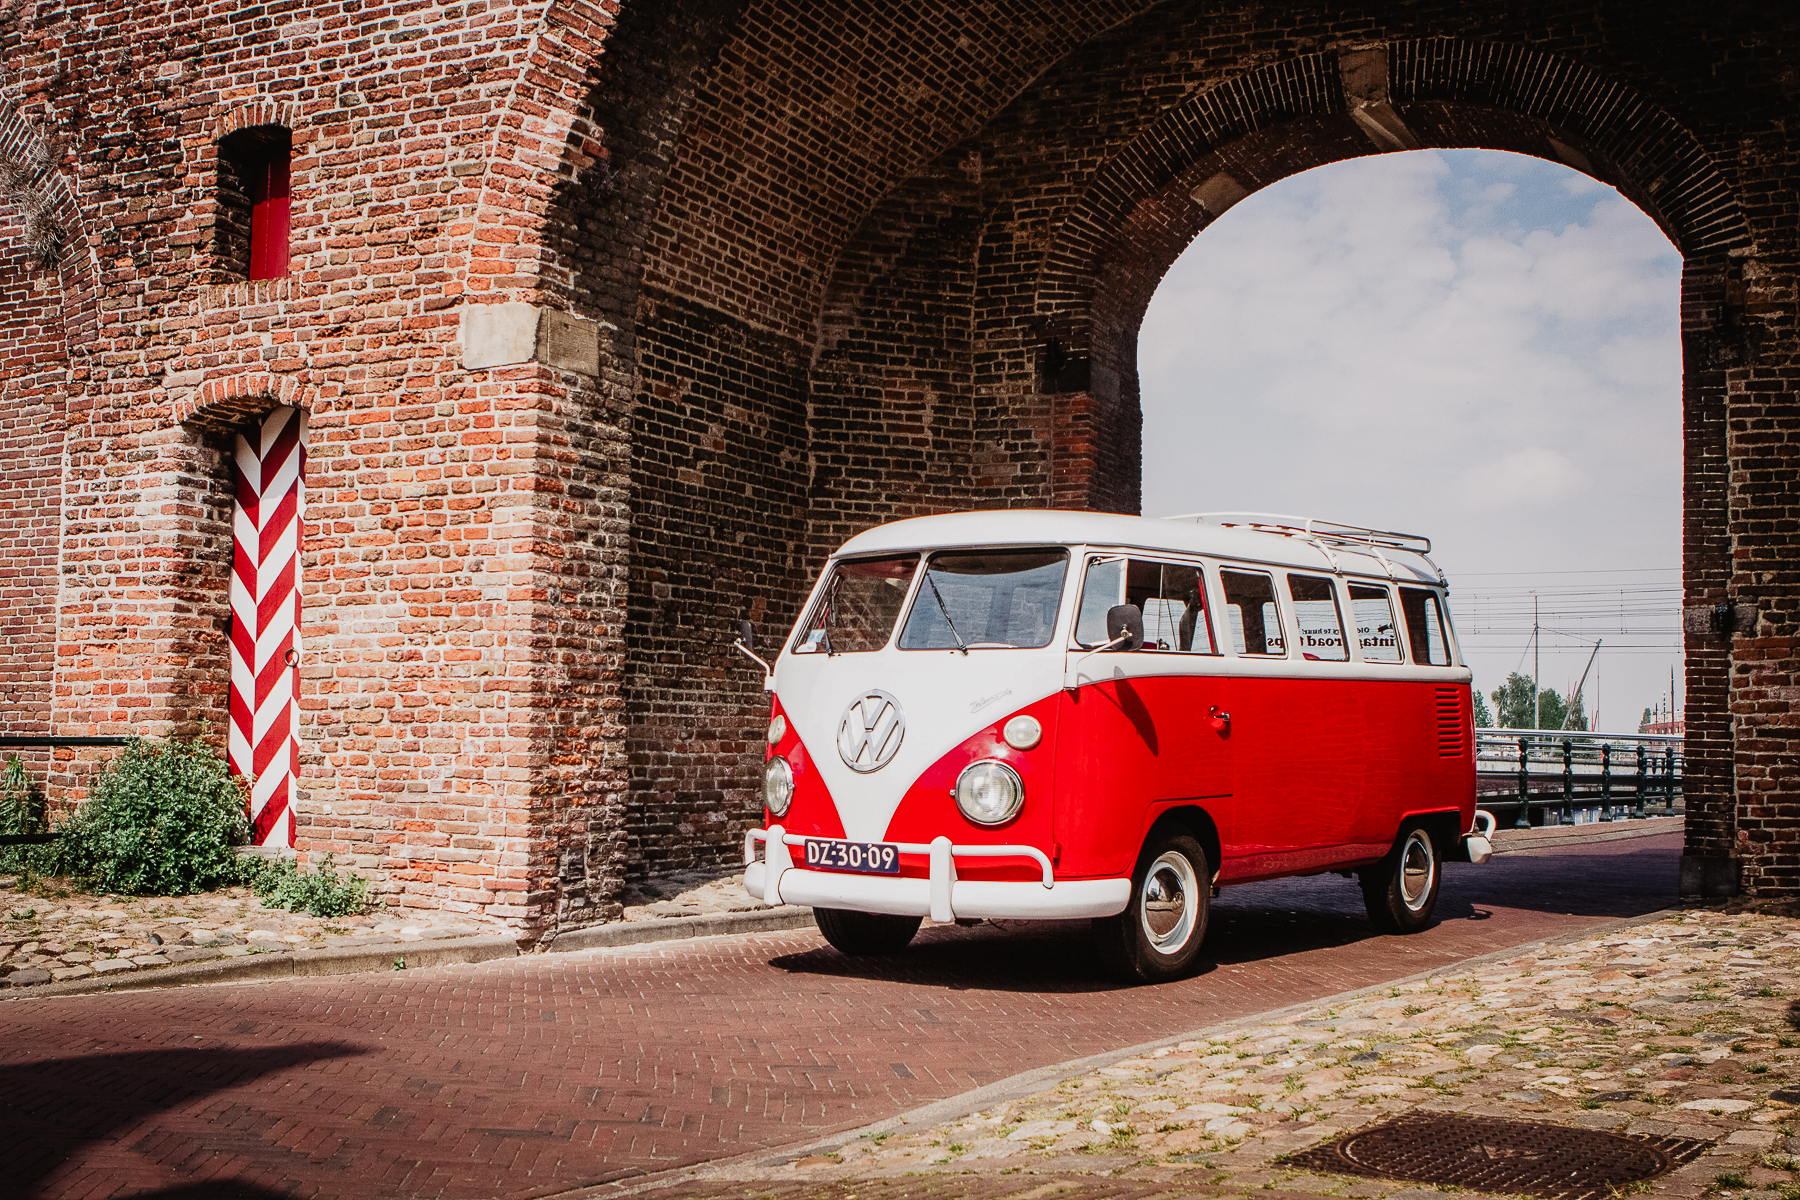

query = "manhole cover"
1287;1113;1711;1199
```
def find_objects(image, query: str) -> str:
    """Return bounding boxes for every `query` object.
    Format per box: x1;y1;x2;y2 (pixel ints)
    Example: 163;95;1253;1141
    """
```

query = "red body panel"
765;696;848;841
1052;675;1232;879
881;694;1061;882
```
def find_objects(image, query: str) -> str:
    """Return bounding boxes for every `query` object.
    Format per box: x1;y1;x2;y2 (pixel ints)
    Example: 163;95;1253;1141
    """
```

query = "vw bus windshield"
897;548;1069;650
792;555;919;653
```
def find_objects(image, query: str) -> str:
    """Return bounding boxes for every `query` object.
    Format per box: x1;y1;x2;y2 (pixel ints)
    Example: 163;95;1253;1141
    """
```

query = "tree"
1564;690;1588;731
1473;690;1495;728
1491;673;1536;728
1489;672;1585;730
1639;706;1654;732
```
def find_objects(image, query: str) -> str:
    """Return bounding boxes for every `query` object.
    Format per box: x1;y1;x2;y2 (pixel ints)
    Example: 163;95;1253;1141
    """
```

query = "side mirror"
731;618;773;683
1105;604;1144;651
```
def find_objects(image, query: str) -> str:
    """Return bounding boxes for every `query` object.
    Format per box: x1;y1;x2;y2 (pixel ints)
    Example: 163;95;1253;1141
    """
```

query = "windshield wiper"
923;570;969;655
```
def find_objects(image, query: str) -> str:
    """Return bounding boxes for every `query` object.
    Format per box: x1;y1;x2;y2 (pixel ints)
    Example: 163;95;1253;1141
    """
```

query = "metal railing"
1476;728;1682;828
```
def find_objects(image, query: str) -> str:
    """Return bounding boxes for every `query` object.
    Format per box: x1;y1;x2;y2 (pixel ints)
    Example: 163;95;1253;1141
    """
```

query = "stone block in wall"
460;303;606;376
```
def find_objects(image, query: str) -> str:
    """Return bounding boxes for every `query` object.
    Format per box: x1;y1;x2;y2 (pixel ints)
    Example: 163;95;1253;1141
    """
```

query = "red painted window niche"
216;125;291;281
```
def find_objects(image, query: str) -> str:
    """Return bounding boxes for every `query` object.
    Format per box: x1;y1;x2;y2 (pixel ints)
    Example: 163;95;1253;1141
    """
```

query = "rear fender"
1395;807;1464;860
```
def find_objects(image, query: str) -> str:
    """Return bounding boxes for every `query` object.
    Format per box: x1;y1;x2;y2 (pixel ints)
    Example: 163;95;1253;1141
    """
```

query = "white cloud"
1138;148;1683;722
1460;446;1584;508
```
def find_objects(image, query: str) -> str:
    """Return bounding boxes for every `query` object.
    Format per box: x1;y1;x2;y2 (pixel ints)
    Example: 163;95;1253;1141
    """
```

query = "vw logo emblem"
837;690;905;773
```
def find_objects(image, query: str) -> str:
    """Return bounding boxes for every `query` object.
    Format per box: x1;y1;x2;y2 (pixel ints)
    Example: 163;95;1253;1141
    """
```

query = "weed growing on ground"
243;853;368;918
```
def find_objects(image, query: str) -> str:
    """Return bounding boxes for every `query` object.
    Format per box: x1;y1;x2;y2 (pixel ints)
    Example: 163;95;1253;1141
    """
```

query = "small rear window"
1350;583;1403;663
1399;587;1454;665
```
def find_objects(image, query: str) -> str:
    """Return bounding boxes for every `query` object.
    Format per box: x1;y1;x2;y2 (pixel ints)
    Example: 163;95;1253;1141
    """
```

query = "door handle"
1209;706;1231;735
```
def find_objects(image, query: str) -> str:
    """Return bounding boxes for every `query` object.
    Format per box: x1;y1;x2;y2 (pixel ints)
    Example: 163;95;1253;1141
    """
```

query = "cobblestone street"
2;829;1685;1198
647;906;1799;1200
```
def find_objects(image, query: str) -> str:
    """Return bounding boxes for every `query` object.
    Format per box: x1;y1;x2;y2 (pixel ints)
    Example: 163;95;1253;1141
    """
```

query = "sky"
1138;148;1684;731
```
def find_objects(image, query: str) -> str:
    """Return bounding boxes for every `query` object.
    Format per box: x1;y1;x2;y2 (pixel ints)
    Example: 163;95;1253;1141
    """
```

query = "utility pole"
1532;593;1540;730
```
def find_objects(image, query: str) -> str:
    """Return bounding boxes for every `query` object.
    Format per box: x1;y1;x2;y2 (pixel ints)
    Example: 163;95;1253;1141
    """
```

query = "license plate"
804;838;900;875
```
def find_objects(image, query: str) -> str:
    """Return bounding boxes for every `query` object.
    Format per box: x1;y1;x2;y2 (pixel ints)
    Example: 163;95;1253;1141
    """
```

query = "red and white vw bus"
739;510;1489;982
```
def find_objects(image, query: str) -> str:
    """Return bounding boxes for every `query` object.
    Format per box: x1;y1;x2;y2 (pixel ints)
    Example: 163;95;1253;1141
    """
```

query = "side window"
1130;559;1215;652
1349;583;1403;663
1399;587;1453;665
1286;575;1348;661
1220;569;1285;656
1073;557;1216;652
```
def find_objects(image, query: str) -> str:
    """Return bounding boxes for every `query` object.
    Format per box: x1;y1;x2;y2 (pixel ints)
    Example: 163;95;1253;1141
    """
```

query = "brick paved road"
1;833;1679;1200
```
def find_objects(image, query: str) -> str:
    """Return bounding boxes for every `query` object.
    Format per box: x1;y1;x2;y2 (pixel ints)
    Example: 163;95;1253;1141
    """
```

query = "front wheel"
1359;824;1441;934
1093;832;1211;983
813;907;923;956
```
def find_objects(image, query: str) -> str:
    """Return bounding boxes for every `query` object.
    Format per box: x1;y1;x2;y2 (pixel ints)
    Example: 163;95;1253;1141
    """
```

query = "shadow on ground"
0;1042;366;1199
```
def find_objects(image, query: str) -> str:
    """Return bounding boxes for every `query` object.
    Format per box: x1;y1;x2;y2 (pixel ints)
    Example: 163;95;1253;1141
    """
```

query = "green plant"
50;733;251;895
1710;1171;1750;1192
247;854;369;918
0;755;49;875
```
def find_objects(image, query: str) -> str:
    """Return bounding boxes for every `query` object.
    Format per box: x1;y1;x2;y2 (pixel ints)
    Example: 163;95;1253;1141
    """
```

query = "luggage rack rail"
1159;511;1441;580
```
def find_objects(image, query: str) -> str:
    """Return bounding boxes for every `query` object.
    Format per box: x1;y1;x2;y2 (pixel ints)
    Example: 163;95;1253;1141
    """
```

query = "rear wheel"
813;907;923;956
1359;824;1441;933
1093;832;1211;983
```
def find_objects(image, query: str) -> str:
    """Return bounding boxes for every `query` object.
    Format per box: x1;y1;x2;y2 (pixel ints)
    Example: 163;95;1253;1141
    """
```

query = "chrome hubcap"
1139;851;1199;955
1398;831;1435;912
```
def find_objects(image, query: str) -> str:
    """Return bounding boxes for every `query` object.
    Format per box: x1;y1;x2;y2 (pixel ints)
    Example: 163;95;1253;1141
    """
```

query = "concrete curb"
1;934;521;1001
571;904;1688;1198
543;907;818;953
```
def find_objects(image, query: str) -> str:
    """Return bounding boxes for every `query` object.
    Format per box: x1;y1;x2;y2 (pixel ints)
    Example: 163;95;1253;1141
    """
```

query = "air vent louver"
1436;687;1466;758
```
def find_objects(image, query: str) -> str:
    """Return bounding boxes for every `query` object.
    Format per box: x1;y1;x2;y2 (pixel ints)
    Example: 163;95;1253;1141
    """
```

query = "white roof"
832;509;1446;586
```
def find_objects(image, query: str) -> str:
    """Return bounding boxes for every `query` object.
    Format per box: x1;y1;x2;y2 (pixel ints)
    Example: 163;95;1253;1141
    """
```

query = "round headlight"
767;714;787;745
762;755;794;817
954;759;1024;826
1001;714;1042;750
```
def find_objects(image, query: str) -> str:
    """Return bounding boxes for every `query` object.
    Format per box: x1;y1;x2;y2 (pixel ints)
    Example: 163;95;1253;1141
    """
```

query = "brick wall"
0;0;1795;928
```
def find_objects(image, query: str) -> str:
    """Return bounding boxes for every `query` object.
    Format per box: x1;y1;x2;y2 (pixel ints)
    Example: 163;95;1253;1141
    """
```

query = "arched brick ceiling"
643;0;1756;362
639;0;1157;342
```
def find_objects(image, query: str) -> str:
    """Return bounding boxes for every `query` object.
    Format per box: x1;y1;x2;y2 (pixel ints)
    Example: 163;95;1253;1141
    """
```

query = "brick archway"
6;0;1793;930
787;23;1781;901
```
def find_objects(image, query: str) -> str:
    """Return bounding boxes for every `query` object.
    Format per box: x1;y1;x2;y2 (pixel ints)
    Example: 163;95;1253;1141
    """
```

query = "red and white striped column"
228;406;308;847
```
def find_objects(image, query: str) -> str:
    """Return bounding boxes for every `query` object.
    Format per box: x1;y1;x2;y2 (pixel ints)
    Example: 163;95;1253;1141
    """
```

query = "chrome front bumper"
744;825;1131;922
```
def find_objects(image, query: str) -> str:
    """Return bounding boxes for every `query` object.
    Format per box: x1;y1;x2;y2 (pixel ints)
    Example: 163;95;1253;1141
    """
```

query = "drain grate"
1287;1113;1711;1200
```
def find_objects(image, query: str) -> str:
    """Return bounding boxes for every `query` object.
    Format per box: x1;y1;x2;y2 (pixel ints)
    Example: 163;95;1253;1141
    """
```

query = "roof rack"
1158;511;1445;582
